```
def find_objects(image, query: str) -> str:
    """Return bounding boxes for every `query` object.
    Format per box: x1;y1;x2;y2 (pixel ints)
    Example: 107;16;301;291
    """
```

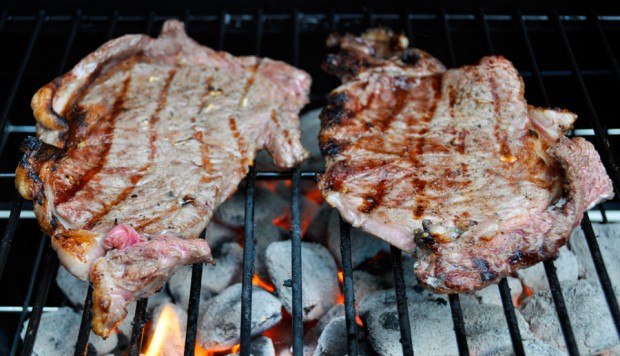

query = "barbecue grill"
1;1;619;355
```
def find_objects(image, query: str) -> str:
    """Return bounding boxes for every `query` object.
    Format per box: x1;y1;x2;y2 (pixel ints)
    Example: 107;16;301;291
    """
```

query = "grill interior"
1;2;620;356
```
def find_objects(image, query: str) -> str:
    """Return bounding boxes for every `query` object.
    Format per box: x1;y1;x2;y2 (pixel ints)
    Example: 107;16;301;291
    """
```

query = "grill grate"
0;4;619;356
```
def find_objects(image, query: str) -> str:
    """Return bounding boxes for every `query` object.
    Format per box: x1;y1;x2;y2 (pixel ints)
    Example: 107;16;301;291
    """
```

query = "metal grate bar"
448;294;470;356
74;286;93;356
217;11;228;51
9;235;46;356
0;9;7;31
339;218;359;356
0;194;23;281
581;213;620;337
498;279;525;356
239;166;257;356
390;246;414;356
128;299;149;356
590;11;620;86
552;8;620;191
20;245;59;356
543;261;580;355
439;6;457;67
290;168;303;355
512;9;581;354
402;8;413;41
0;10;44;142
184;230;207;356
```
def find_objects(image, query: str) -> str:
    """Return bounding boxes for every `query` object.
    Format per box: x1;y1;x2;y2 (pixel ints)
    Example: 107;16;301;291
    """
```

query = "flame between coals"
253;273;275;292
145;304;239;356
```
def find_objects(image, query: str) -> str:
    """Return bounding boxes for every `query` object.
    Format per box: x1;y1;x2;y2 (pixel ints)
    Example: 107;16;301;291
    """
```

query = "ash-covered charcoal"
198;284;282;351
460;276;522;306
299;108;325;171
21;307;118;356
304;203;333;245
313;317;348;356
359;288;559;355
56;265;89;307
204;221;238;250
304;304;345;353
569;223;620;297
352;270;386;301
516;246;578;293
254;221;285;282
327;211;390;269
168;266;213;310
520;280;620;354
266;240;339;321
215;187;288;228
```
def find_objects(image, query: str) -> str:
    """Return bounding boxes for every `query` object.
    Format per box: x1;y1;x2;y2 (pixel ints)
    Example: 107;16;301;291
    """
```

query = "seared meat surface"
319;29;613;293
16;20;310;337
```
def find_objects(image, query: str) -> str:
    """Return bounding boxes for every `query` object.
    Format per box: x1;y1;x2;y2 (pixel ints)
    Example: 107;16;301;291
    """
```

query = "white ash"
516;246;578;293
520;280;620;355
299;108;325;171
204;221;238;250
460;277;522;307
265;240;339;321
56;265;89;307
254;220;286;282
327;210;390;269
215;187;288;228
21;307;118;356
569;223;620;297
168;265;213;310
359;288;558;356
352;270;386;301
198;283;282;351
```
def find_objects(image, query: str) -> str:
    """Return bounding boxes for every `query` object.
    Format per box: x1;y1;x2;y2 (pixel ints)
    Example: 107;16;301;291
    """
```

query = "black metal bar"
183;231;207;356
239;166;257;356
402;9;413;41
128;299;149;356
477;7;495;55
598;205;608;224
581;213;620;337
448;294;470;356
255;10;264;56
390;246;414;356
0;194;23;281
515;9;551;105
439;6;456;67
292;10;300;68
20;245;59;356
74;286;93;356
498;279;525;356
145;11;156;36
290;168;303;355
339;218;359;356
217;11;228;51
107;11;119;39
183;265;202;355
57;10;81;75
0;10;45;154
552;8;620;191
590;11;620;86
10;235;46;356
542;261;580;355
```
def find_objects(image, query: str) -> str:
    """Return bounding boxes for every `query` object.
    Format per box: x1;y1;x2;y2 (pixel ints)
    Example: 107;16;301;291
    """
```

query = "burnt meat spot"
401;49;421;65
131;194;138;198
472;257;496;281
50;215;59;230
320;139;343;157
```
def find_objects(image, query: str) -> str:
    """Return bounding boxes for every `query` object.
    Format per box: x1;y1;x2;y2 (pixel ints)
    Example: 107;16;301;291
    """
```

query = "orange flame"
356;315;364;326
232;344;241;353
253;273;275;293
338;271;344;284
144;305;183;356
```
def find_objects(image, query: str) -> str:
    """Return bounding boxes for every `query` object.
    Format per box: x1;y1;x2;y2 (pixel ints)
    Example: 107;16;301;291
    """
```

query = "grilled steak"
318;29;614;293
15;20;310;337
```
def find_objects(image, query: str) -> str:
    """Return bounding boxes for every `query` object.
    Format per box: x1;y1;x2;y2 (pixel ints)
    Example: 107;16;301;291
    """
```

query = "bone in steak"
318;29;614;293
15;20;310;337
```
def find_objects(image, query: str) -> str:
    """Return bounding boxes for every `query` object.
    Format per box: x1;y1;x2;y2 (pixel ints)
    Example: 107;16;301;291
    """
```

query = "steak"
15;20;310;337
318;29;614;293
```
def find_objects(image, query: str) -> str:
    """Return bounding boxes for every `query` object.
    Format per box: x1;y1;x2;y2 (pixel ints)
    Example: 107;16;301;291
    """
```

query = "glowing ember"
232;344;240;353
338;271;344;284
356;315;364;326
144;305;183;356
252;273;275;293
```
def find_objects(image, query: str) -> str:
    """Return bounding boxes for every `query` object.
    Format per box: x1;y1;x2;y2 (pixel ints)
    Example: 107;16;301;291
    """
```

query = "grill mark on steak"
149;69;177;161
489;76;515;163
271;109;293;148
55;74;133;206
228;115;247;165
240;59;261;106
